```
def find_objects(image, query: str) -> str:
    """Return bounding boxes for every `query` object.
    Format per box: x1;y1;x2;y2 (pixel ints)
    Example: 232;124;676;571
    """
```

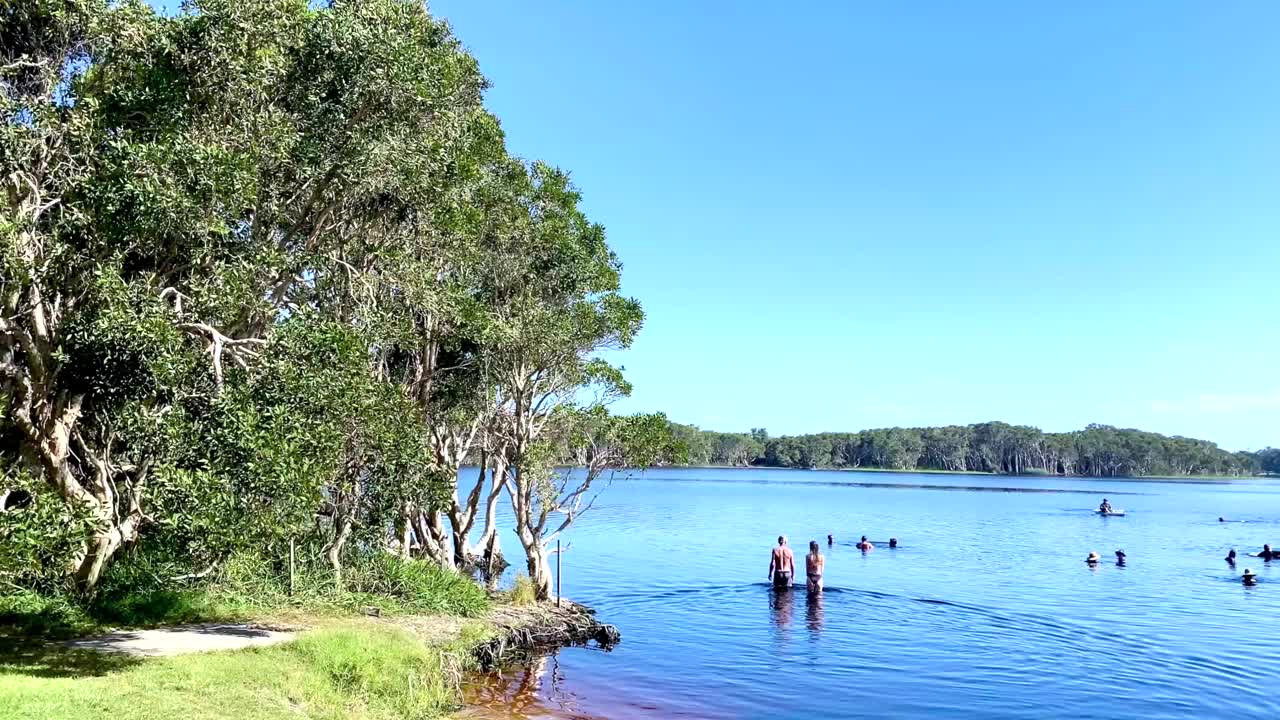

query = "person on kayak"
1099;499;1113;514
806;540;825;593
856;536;873;552
1260;544;1275;562
769;536;795;589
1226;549;1238;565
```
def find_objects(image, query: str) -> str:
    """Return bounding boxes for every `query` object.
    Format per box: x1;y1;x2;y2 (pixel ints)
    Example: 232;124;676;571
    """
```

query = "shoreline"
647;465;1270;483
0;599;618;720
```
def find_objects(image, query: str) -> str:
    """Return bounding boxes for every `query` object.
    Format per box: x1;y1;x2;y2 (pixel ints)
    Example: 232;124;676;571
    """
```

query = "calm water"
461;468;1280;720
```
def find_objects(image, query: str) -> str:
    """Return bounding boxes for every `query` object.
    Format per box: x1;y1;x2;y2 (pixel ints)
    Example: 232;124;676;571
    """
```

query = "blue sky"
429;1;1280;450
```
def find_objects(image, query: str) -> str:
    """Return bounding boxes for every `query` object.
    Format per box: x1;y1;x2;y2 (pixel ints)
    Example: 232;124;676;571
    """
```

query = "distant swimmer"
827;534;834;546
1099;499;1113;514
857;535;874;552
769;536;795;589
1227;549;1238;565
806;541;825;593
1086;552;1101;565
1115;549;1126;566
1243;568;1258;586
889;537;898;549
1261;544;1275;562
1219;517;1226;523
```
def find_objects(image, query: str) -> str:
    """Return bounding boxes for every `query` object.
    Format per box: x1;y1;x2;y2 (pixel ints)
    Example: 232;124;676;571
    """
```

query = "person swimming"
1261;544;1275;562
857;535;873;552
888;537;898;549
827;534;833;546
1243;568;1258;586
1226;549;1238;565
1086;551;1101;564
1115;549;1126;565
1099;499;1113;514
806;540;825;593
769;535;795;589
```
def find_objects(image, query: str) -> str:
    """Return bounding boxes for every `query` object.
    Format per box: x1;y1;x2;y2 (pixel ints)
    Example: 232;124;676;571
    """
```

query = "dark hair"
861;535;867;542
810;541;819;553
778;536;785;544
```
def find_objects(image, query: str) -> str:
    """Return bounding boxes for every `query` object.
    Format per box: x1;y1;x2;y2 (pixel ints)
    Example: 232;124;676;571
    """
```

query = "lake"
460;467;1280;720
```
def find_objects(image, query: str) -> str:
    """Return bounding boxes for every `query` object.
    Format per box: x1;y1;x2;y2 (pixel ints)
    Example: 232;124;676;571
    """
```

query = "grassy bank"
0;619;492;720
0;554;501;719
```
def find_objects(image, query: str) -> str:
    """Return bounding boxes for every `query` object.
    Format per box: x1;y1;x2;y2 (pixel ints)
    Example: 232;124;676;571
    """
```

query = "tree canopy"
1;0;674;600
673;421;1265;478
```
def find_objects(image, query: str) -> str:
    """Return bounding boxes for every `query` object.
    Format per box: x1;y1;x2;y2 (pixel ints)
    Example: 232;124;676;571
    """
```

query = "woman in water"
806;541;825;593
857;536;874;552
1226;549;1238;565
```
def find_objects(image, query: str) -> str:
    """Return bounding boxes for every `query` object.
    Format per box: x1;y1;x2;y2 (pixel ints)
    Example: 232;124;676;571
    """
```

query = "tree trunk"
413;510;453;568
326;515;353;589
517;528;553;601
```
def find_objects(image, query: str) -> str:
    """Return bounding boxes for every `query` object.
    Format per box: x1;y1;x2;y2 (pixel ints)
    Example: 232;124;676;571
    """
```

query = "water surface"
463;468;1280;719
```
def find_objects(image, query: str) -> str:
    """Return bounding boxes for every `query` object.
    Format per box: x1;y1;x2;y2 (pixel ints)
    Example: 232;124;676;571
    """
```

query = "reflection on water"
805;590;825;638
462;654;597;720
459;468;1280;719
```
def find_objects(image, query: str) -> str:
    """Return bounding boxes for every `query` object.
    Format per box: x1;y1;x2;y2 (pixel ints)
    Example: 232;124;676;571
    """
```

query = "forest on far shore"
670;422;1278;478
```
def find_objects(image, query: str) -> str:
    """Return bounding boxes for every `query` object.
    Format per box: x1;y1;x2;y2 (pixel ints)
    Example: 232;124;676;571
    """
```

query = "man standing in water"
769;536;795;589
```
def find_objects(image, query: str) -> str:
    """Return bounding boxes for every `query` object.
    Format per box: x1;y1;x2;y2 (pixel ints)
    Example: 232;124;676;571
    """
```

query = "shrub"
510;574;537;606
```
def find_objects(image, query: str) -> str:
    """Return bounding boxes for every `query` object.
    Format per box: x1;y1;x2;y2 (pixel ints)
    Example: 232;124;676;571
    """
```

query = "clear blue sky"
430;1;1280;450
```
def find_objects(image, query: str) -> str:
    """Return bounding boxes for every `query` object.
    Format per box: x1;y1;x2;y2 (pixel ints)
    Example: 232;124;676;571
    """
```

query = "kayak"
1096;510;1126;517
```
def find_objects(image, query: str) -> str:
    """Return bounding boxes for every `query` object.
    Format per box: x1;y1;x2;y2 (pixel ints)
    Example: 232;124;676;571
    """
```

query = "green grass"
0;621;493;720
508;574;537;606
0;553;489;640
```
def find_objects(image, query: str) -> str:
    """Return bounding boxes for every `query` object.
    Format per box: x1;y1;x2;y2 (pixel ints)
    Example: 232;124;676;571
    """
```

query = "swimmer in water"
806;541;825;593
1115;549;1126;566
1086;551;1101;565
1243;568;1258;586
1226;549;1237;565
889;537;898;549
769;535;795;589
1261;544;1275;562
857;535;873;552
827;534;833;546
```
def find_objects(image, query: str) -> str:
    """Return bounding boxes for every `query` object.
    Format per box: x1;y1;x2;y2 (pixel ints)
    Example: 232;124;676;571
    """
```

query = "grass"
0;620;494;720
509;574;537;606
0;553;489;640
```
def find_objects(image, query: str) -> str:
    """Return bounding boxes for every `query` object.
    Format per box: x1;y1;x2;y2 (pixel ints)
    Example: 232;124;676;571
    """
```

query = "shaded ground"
60;622;297;657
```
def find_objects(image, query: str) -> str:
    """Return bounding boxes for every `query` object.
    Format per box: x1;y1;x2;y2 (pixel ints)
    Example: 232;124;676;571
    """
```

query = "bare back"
772;546;794;573
806;552;824;575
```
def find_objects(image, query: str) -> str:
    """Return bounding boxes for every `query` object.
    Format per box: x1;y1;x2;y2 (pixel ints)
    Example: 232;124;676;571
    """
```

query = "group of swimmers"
768;534;899;593
1225;545;1277;585
1084;498;1270;586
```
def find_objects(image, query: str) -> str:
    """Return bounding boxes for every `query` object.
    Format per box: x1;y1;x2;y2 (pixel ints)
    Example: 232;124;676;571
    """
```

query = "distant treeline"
670;422;1280;478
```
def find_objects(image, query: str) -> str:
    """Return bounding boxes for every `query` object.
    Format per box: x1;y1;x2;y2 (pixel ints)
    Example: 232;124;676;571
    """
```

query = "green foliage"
344;554;487;618
509;574;537;606
677;420;1264;477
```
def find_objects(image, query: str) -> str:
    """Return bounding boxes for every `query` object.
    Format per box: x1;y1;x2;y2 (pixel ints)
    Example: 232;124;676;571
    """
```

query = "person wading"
770;535;795;590
806;540;825;593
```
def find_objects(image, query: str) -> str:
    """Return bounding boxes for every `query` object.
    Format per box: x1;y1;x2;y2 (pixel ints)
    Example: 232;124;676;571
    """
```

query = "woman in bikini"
806;540;825;593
